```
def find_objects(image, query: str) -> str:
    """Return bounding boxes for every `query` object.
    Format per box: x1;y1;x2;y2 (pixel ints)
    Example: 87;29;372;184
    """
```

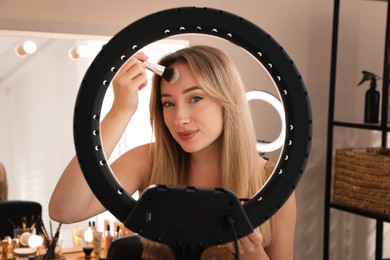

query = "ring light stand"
73;7;312;259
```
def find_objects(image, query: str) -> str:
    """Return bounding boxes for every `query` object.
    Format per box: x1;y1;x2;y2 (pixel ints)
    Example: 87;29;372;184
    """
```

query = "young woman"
49;45;296;259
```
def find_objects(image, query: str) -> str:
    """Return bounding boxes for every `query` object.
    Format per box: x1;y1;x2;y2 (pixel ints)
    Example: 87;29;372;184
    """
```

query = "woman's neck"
186;142;222;188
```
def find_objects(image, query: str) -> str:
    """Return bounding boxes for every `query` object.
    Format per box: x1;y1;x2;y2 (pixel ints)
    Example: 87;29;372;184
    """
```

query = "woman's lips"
177;130;197;141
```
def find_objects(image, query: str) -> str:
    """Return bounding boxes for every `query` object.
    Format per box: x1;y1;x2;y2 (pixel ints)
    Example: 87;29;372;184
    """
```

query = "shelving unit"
323;0;390;260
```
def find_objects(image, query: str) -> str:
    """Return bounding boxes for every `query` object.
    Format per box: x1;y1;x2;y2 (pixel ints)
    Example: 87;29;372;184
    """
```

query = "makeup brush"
144;61;179;84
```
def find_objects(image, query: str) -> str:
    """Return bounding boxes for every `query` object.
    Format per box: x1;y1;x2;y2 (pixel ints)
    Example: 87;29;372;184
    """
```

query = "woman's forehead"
160;63;199;94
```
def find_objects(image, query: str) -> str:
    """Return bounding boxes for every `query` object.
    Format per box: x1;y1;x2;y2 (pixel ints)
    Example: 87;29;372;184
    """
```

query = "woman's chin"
179;143;199;154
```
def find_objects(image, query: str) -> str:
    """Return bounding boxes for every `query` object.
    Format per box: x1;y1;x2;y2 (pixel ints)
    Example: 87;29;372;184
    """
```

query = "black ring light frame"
74;6;312;255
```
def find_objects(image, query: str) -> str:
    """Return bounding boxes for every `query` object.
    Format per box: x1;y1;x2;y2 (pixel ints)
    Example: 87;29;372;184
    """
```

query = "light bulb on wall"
15;40;38;57
68;45;89;60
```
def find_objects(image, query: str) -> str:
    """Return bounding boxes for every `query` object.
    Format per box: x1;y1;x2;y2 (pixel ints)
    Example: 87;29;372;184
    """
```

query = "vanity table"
60;247;87;260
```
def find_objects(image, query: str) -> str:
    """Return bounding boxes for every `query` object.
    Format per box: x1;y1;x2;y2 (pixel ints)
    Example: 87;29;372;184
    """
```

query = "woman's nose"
174;106;190;126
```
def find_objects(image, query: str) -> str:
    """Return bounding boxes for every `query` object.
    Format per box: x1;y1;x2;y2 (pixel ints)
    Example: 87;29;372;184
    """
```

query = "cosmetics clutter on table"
73;219;132;260
1;216;62;260
1;217;131;260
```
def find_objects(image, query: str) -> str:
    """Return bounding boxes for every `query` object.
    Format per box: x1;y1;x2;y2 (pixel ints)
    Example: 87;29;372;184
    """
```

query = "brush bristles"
162;67;179;84
144;61;179;84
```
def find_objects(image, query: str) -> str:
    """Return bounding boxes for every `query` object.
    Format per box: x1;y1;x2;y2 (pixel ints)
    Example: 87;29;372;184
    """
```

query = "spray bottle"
357;70;380;123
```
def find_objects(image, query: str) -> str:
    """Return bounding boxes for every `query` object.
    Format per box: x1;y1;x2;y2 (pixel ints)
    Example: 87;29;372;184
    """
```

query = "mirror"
0;32;112;243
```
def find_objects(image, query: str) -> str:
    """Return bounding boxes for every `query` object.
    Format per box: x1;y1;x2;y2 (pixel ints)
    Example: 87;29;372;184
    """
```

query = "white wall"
0;0;389;259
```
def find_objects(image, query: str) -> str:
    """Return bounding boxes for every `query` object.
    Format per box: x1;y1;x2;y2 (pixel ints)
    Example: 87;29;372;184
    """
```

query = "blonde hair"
148;45;272;246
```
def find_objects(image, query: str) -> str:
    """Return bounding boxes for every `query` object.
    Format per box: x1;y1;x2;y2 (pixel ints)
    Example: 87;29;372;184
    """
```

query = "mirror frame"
74;6;312;241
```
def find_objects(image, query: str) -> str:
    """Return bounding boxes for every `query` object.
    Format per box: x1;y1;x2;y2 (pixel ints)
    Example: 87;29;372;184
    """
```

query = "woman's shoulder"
110;143;155;193
120;142;155;159
125;142;155;168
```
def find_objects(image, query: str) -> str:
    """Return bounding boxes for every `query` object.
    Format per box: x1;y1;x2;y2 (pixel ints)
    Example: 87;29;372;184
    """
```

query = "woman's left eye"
190;96;203;103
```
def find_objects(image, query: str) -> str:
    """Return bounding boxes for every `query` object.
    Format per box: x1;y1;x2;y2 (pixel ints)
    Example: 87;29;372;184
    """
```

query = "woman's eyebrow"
182;86;200;94
161;86;201;98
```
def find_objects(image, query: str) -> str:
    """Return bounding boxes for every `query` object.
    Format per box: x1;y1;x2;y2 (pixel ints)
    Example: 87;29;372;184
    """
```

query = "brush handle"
144;61;165;76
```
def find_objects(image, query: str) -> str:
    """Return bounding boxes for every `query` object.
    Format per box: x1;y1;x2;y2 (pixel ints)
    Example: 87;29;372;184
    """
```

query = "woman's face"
160;63;224;154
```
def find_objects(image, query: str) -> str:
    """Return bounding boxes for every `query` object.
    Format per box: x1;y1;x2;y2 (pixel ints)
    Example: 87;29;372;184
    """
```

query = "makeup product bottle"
114;225;121;240
91;221;97;231
101;223;112;259
91;230;102;258
358;70;380;123
113;220;123;240
72;226;84;247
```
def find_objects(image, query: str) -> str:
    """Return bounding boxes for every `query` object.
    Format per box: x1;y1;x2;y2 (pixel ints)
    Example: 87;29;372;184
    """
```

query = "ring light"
74;6;312;253
246;90;286;153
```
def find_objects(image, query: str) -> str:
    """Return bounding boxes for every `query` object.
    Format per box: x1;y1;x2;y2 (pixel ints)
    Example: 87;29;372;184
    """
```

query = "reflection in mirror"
0;32;111;245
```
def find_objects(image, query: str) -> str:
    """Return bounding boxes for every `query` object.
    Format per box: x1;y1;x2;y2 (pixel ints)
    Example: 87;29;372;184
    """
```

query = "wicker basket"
333;148;390;217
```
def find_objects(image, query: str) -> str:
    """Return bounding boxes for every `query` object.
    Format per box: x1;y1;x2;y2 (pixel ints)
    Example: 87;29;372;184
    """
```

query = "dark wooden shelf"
333;121;389;131
324;0;390;259
330;202;390;222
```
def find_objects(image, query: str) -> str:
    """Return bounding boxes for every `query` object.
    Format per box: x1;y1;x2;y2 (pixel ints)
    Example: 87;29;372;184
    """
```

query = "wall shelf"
333;121;390;131
330;202;390;222
323;0;390;259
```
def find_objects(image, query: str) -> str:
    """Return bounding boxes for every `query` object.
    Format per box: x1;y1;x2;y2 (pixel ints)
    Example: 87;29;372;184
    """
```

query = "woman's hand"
226;228;268;259
111;52;149;115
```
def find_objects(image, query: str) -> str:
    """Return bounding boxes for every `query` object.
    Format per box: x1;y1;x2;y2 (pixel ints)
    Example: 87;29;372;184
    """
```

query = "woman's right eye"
162;101;174;108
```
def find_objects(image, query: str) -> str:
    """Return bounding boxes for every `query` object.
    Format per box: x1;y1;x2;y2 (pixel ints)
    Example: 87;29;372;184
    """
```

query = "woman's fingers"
225;228;263;255
110;52;149;113
113;52;148;90
239;229;263;253
114;61;147;89
247;228;263;247
116;52;148;75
